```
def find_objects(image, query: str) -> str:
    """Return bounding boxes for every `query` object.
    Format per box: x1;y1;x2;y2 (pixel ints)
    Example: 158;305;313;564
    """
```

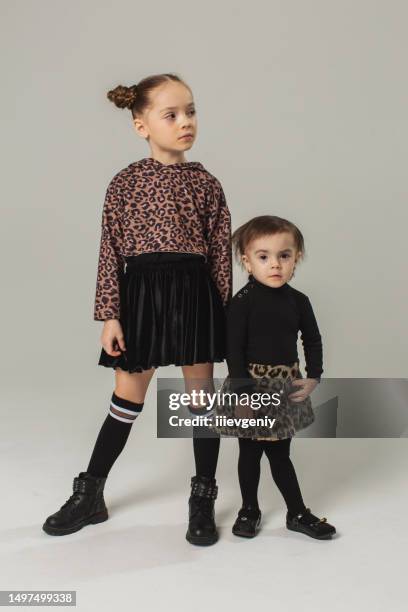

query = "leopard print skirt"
209;361;315;440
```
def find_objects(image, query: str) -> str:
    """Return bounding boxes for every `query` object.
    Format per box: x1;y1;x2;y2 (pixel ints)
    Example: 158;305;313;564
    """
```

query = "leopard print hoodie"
93;157;232;321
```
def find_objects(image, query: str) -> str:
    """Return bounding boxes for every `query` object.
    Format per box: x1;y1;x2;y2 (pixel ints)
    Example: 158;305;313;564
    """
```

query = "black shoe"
232;506;261;538
42;472;109;536
286;507;336;540
186;475;218;546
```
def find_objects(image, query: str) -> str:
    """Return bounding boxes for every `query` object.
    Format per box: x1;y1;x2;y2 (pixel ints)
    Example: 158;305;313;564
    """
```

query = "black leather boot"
286;507;336;540
186;475;218;546
42;472;108;536
232;505;262;538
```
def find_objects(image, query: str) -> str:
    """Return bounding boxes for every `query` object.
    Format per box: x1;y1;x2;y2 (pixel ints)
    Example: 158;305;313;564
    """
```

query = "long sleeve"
226;294;256;395
205;179;232;307
298;295;323;379
93;175;124;321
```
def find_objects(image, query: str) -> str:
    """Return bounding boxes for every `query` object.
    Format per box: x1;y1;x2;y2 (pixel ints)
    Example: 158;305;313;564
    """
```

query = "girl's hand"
288;378;318;402
101;319;126;357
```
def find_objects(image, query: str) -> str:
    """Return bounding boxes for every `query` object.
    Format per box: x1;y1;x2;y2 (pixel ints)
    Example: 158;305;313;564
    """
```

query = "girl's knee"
238;437;265;459
263;437;291;460
114;366;155;402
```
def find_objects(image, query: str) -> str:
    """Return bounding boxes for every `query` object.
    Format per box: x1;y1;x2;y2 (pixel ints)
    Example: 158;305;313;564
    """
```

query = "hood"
133;157;205;174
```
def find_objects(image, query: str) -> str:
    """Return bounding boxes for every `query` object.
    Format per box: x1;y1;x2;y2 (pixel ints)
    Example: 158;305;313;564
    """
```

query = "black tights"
238;437;307;516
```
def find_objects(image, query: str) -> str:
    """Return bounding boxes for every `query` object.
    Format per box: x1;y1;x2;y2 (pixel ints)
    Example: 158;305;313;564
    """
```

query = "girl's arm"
93;174;124;321
226;293;256;395
205;179;233;307
298;294;323;380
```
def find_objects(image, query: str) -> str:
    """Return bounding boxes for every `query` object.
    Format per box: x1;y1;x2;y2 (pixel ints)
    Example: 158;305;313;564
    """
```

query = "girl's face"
241;231;301;288
133;81;197;159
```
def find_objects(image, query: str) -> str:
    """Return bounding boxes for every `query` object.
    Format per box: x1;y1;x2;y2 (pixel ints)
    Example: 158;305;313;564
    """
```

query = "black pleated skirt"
97;252;226;373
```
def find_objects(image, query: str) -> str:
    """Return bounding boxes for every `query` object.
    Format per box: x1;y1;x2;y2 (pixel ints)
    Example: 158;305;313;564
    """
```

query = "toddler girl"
212;215;336;540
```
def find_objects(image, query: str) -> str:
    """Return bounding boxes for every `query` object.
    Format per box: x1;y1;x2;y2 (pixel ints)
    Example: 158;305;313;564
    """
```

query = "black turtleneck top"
226;274;323;392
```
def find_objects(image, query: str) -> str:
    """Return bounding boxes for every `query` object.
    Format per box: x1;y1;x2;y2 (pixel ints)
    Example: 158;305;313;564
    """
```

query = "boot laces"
59;478;96;511
60;493;82;511
190;496;214;520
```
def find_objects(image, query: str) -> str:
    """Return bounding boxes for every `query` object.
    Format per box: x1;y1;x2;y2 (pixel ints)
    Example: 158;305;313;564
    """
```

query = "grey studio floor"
1;378;407;612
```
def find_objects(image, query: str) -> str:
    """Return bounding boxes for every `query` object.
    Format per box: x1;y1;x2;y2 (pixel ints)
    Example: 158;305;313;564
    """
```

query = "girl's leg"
182;362;220;546
231;438;263;538
86;366;156;478
182;362;220;479
237;437;264;509
264;440;337;539
43;366;156;536
262;438;307;516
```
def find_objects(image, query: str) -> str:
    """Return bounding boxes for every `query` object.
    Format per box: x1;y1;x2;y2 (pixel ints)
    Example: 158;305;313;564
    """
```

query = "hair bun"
107;84;138;109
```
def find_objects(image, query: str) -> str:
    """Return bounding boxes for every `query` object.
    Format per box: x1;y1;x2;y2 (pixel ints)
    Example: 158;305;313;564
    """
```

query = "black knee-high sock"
192;436;220;479
189;403;220;480
237;438;264;509
87;393;144;478
262;439;307;516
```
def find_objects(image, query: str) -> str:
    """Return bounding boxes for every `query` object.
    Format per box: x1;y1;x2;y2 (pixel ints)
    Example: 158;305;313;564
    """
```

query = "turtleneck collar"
248;273;290;293
136;157;204;173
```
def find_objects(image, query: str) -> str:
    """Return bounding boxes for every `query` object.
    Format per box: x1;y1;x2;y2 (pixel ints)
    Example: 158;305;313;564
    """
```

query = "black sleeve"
298;295;323;379
226;295;256;395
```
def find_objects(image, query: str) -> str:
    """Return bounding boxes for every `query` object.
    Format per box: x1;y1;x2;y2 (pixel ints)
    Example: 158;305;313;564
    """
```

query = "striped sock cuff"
109;392;144;424
187;403;214;417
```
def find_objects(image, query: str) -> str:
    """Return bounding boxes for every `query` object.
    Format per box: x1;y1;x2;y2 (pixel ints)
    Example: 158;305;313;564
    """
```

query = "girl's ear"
290;253;301;281
241;255;251;274
133;117;148;140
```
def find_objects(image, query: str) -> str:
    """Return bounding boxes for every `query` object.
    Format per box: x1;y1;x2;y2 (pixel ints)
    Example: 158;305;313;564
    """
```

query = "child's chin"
266;277;285;285
180;143;194;151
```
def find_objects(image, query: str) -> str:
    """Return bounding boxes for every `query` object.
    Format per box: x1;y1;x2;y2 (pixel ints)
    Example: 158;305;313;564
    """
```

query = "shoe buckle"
294;507;327;526
310;517;327;527
191;480;218;500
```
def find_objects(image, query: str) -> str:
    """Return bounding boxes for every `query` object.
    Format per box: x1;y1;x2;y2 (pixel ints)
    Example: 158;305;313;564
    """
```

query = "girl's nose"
184;114;195;126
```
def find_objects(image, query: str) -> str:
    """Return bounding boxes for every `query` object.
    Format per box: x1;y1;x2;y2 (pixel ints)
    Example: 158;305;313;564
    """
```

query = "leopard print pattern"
94;157;232;320
209;361;315;439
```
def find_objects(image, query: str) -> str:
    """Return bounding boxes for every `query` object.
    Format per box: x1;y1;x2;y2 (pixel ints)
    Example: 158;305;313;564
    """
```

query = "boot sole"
42;509;109;536
232;529;258;538
286;523;335;540
185;531;219;546
232;517;261;538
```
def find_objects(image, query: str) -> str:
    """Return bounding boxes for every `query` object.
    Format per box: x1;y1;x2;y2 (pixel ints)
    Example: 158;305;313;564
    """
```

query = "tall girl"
42;73;232;546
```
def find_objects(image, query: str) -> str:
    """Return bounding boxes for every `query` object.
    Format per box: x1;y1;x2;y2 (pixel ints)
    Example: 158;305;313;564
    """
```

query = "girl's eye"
259;254;291;260
165;110;195;119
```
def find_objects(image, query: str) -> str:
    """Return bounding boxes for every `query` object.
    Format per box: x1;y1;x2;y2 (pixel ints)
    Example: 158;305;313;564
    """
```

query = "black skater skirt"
98;252;227;373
